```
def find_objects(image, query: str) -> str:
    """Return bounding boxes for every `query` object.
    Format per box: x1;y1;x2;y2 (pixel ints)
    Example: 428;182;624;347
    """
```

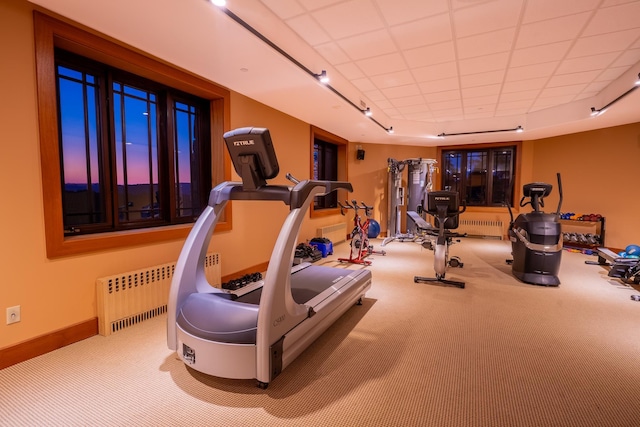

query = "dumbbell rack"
560;216;606;250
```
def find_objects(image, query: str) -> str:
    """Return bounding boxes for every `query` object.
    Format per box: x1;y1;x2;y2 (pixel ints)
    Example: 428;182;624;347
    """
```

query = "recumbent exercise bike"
411;191;467;288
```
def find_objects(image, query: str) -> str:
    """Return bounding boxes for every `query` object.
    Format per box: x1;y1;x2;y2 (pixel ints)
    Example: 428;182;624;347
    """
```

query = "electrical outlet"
6;305;21;325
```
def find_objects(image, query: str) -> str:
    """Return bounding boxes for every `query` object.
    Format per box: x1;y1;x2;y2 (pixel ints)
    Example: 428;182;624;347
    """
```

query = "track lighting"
207;2;393;134
316;70;329;84
591;72;639;117
438;125;523;138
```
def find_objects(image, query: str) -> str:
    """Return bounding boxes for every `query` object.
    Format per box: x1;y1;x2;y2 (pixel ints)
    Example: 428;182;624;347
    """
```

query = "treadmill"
167;127;372;389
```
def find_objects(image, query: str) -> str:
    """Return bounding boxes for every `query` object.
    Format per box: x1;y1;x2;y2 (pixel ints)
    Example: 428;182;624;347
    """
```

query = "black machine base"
414;275;465;289
512;270;560;287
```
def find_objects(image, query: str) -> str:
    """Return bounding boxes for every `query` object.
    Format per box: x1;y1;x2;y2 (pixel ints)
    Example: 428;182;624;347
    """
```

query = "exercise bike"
338;200;386;265
413;191;467;288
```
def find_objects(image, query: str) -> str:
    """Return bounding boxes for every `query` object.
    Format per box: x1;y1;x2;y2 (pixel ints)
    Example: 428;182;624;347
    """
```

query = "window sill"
47;221;231;258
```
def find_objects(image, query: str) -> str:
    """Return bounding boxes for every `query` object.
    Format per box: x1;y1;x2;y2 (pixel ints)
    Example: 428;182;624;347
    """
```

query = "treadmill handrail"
207;179;352;210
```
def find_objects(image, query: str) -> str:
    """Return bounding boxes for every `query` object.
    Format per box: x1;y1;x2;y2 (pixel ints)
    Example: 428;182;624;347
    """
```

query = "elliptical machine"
507;173;563;286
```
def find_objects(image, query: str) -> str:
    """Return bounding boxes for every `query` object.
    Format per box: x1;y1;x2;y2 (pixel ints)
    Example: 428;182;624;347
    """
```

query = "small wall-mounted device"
356;145;365;160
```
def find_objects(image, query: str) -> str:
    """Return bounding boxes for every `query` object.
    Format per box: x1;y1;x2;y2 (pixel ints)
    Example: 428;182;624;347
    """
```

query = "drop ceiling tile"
337;29;397;61
424;89;461;102
370;70;415;88
461;70;505;88
431;108;464;120
569;29;640;58
380;84;422;98
314;42;351;64
351;77;377;91
507;62;560;81
539;83;588;98
356;53;407;76
429;99;463;111
391;95;427;107
286;14;331;45
595;65;630;81
500;89;540;102
335;62;366;79
419;77;460;93
531;94;576;110
611;48;640;67
464;95;498;107
403;42;456;68
502;77;547;92
458;53;509;76
453;0;522;38
496;99;534;111
547;71;601;87
456;29;515;60
556;52;619;74
582;1;640;36
516;13;591;49
396;104;431;115
412;62;458;82
461;84;502;98
510;41;572;67
298;0;352;12
583;81;610;93
522;0;600;23
364;89;387;102
260;0;306;19
375;0;449;26
390;14;453;50
311;0;385;39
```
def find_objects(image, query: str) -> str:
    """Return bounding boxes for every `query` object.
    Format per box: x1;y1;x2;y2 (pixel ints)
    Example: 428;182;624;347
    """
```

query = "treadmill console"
224;127;279;189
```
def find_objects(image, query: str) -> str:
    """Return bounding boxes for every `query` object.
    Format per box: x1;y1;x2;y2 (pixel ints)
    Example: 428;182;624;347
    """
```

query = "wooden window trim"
34;12;231;258
309;126;348;219
436;141;522;213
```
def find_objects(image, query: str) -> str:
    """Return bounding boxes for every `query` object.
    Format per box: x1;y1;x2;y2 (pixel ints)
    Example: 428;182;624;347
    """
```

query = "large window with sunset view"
56;51;211;235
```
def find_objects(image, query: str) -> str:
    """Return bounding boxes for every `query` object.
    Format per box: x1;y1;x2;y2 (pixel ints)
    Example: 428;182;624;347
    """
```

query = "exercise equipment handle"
556;172;563;215
285;173;300;184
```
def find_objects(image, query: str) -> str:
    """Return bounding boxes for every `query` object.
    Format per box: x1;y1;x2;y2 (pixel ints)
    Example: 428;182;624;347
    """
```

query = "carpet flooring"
1;239;640;426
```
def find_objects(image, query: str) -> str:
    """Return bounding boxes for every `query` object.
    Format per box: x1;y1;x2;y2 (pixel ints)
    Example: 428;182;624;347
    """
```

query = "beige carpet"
2;239;640;426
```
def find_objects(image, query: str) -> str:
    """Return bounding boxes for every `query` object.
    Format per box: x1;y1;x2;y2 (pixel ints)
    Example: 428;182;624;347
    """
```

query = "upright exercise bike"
507;173;563;286
414;191;467;288
338;200;386;265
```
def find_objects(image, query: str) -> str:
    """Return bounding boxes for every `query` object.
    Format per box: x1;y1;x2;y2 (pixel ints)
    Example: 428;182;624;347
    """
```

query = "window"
313;139;338;209
34;13;230;257
56;52;211;235
309;126;347;217
441;145;517;207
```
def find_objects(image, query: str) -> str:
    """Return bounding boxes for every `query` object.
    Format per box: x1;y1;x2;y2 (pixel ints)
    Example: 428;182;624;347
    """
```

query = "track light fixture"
591;72;640;117
208;1;393;134
438;125;523;138
316;70;329;84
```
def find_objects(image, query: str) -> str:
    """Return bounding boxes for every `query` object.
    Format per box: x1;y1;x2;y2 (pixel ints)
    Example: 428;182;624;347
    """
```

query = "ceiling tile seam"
526;2;606;114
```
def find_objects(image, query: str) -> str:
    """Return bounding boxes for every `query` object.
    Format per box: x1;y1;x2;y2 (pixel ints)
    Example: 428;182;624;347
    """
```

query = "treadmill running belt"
235;265;350;305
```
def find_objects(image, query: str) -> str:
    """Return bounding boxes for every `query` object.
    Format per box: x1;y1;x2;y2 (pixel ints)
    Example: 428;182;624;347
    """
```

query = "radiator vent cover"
96;253;221;336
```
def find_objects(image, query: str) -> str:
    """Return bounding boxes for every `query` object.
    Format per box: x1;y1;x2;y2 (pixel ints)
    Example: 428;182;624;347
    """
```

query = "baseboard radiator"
96;253;221;336
318;223;348;243
457;219;504;239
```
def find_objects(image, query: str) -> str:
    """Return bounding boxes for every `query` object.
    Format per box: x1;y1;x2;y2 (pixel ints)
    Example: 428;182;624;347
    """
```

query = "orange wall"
529;123;640;249
1;0;639;351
